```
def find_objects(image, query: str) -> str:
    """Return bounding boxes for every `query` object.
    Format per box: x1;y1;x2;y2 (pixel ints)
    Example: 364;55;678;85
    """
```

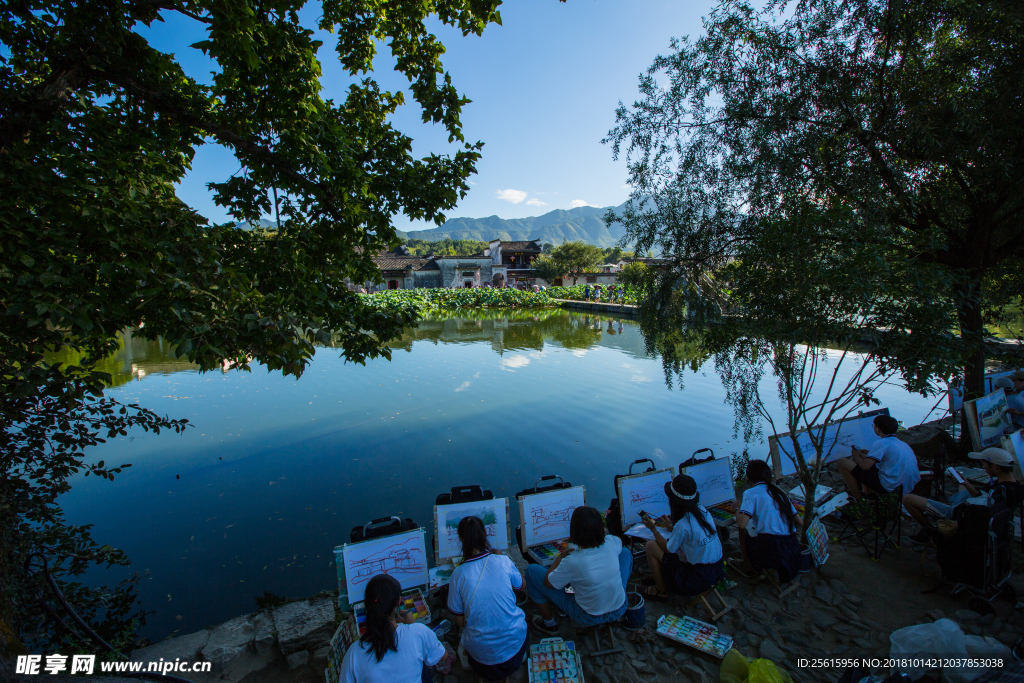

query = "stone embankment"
550;298;639;317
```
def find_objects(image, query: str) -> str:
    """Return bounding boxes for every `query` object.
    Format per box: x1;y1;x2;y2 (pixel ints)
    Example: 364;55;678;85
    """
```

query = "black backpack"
607;458;656;540
435;485;493;506
934;501;1011;589
679;448;714;472
350;515;419;543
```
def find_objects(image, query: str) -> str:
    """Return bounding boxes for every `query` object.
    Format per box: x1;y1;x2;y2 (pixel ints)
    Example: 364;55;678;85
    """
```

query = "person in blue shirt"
736;459;802;583
640;474;725;601
996;375;1024;430
836;414;920;500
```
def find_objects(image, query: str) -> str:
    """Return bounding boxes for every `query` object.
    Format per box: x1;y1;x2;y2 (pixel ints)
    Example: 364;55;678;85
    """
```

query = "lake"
62;310;940;640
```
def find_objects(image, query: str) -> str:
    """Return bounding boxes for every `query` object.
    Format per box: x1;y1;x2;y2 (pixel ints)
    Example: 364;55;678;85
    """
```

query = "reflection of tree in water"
46;328;199;388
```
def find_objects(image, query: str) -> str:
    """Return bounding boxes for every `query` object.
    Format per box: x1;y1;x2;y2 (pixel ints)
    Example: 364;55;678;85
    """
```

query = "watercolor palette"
527;540;569;566
352;588;431;635
709;500;738;522
528;639;583;683
656;614;733;658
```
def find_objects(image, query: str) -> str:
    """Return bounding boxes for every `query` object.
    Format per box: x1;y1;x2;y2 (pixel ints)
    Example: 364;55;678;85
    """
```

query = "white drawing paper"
342;529;428;605
435;498;509;561
617;469;672;527
681;457;734;508
974;390;1012;448
948;370;1018;413
775;412;887;475
520;486;586;546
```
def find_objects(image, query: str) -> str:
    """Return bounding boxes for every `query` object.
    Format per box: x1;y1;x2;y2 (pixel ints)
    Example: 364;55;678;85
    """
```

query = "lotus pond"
62;310;940;641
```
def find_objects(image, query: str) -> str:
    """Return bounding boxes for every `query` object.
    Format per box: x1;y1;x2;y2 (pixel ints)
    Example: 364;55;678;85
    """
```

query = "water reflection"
59;311;936;643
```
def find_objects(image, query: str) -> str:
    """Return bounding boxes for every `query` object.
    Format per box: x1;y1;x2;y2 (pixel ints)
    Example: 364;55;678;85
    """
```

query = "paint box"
526;540;569;567
527;638;584;683
656;614;733;659
352;587;431;635
708;500;738;523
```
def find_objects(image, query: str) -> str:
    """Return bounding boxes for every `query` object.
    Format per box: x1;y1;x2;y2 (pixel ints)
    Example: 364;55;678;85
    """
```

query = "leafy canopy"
0;0;509;651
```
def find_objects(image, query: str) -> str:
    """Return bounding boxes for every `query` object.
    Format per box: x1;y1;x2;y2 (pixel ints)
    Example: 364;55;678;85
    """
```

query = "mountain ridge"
398;203;628;247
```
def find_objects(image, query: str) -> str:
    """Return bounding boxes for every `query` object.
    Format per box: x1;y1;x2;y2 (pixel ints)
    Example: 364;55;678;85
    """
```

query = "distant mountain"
400;203;629;248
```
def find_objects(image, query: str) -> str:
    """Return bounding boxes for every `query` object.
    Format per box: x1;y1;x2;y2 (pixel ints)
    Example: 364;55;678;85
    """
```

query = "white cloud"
468;181;477;186
500;354;530;371
526;198;548;207
631;374;653;383
569;199;591;208
496;189;528;204
455;381;471;392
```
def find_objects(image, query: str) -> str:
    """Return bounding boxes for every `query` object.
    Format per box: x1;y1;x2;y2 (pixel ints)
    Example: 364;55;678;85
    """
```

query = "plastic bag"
889;619;1007;683
721;648;793;683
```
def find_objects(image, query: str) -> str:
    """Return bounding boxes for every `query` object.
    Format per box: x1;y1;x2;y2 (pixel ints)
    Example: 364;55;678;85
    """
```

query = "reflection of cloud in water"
653;449;665;459
631;375;652;383
571;350;588;357
473;372;481;378
455;382;471;392
622;363;635;369
500;355;530;371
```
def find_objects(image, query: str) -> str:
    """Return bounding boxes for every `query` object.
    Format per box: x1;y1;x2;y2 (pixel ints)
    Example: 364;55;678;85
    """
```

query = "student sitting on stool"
340;574;454;683
836;415;920;500
525;506;632;635
737;459;802;583
903;447;1023;542
640;474;725;601
447;516;528;683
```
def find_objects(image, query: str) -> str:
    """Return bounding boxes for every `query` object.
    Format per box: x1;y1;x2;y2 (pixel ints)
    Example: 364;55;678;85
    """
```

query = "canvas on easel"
518;485;586;566
679;457;734;508
1001;429;1024;481
616;468;673;527
433;497;511;563
768;409;890;477
964;390;1013;451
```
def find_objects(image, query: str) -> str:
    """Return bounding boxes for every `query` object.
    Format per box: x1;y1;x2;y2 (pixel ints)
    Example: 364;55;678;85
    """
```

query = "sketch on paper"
342;530;428;605
680;457;734;508
775;412;887;475
435;498;509;561
519;486;586;547
618;469;673;526
1003;429;1024;474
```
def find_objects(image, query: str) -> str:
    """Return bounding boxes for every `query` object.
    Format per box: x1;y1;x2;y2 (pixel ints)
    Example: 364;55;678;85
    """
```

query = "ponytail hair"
665;474;716;537
360;574;402;662
457;515;491;558
746;459;799;533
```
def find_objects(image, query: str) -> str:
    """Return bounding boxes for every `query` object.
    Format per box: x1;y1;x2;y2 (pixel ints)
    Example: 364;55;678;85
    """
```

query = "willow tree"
606;0;1024;406
1;0;505;652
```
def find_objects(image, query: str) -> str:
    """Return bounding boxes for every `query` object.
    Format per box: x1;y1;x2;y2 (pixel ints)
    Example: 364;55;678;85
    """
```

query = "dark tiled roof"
499;241;541;252
372;252;439;271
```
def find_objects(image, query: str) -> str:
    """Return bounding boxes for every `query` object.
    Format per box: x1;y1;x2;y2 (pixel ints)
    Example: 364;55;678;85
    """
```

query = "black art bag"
350;515;419;544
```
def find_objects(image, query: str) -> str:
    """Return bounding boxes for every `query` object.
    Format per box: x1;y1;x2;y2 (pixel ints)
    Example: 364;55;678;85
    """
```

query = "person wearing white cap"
902;447;1022;542
995;374;1024;430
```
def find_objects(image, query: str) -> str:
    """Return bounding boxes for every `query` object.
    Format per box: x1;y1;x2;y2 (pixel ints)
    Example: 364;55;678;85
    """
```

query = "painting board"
948;370;1018;413
770;409;890;477
518;485;586;547
433;498;510;562
617;468;673;527
679;457;734;508
1001;429;1024;481
341;529;428;605
964;390;1012;450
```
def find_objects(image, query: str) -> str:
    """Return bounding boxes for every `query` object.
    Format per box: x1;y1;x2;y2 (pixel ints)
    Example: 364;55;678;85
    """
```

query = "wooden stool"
686;586;733;621
578;621;622;657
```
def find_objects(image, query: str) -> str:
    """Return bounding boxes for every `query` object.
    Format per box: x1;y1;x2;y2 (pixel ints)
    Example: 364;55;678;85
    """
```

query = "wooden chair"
577;621;622;658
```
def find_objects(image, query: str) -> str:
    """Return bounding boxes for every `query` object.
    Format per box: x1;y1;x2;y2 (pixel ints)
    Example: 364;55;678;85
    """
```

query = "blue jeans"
525;547;632;627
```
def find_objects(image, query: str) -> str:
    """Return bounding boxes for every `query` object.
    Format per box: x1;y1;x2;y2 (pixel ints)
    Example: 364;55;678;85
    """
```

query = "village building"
487;239;543;288
363;246;494;291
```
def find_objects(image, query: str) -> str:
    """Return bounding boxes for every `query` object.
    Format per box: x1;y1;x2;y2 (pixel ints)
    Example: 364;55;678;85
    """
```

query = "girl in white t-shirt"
641;474;725;601
340;574;454;683
736;459;802;583
447;516;528;682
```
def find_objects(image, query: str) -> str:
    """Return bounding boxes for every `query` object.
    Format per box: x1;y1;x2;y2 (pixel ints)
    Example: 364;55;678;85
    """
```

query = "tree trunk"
956;271;986;454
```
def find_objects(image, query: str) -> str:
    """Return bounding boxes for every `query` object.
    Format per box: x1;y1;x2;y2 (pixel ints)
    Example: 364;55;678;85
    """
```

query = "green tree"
1;0;504;651
531;254;565;284
605;0;1024;403
551;241;602;285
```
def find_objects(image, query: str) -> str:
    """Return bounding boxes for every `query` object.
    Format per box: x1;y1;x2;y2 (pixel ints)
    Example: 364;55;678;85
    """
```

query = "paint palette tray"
656;614;733;658
528;638;584;683
708;500;738;522
352;588;431;635
527;540;569;567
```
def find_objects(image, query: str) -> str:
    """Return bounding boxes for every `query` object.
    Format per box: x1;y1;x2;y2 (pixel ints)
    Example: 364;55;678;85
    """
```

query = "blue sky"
142;1;712;231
